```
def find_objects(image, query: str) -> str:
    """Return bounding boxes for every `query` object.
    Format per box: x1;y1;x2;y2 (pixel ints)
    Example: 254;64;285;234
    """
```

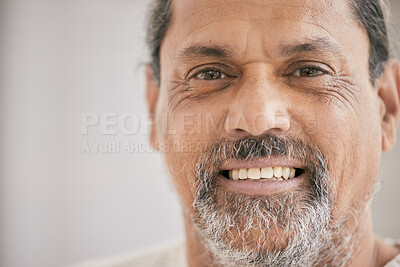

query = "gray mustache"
195;133;331;202
197;134;324;172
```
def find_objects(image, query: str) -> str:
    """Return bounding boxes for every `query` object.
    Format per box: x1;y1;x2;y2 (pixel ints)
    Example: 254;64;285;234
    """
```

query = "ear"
377;59;400;151
146;65;161;151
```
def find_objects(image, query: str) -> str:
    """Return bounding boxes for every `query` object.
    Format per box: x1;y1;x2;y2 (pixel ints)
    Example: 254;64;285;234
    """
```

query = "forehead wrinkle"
176;0;338;22
175;18;347;63
175;37;346;67
166;1;360;75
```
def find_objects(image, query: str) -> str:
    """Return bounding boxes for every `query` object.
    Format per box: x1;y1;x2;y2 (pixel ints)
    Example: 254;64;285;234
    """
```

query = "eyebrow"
176;45;231;61
176;37;343;62
278;37;343;57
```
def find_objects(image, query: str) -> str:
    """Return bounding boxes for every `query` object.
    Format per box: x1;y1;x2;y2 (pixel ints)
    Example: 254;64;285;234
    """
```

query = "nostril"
228;128;251;138
233;128;246;133
232;128;247;134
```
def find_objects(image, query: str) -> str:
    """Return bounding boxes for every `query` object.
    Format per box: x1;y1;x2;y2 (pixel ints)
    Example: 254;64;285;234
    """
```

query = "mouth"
220;167;304;181
217;159;306;194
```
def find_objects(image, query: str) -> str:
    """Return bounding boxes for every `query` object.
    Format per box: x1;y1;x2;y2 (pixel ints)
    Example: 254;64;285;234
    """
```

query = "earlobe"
378;59;400;151
146;65;161;151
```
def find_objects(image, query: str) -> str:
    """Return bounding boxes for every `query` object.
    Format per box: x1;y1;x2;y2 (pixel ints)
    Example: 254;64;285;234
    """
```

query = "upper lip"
220;157;304;170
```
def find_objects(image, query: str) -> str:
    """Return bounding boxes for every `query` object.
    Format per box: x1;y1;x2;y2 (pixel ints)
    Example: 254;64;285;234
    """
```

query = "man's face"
149;0;387;265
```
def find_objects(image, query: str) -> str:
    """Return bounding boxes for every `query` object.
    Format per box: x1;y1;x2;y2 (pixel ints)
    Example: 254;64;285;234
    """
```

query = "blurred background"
0;0;399;266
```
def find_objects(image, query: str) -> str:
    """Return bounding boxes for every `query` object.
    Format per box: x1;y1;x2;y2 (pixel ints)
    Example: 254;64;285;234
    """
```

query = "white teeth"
238;168;248;180
232;169;239;180
226;167;298;181
282;167;290;180
260;167;273;179
289;168;295;179
247;168;261;179
273;167;282;178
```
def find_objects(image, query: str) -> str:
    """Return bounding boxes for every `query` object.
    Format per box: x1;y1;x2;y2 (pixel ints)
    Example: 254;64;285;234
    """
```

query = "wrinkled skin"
146;0;400;266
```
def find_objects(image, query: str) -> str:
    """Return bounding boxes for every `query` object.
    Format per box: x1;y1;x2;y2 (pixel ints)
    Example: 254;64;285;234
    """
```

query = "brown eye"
295;67;325;77
196;69;225;80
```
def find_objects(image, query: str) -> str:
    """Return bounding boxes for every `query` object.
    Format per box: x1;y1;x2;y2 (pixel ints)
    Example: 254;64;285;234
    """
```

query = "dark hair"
146;0;390;85
146;0;172;83
350;0;390;84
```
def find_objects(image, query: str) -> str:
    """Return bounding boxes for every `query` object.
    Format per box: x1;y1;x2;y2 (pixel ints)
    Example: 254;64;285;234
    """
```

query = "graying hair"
191;134;357;266
146;0;391;84
350;0;391;84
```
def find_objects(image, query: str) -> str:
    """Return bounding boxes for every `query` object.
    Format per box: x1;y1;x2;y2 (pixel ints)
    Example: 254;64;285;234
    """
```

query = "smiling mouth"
220;167;305;181
217;158;307;194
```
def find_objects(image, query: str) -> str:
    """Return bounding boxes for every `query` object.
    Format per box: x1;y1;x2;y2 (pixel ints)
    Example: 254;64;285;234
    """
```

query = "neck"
183;208;399;267
184;211;213;267
351;209;400;267
348;209;378;267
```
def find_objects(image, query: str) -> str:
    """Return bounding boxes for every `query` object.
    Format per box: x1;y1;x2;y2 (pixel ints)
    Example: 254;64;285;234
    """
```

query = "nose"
224;75;291;138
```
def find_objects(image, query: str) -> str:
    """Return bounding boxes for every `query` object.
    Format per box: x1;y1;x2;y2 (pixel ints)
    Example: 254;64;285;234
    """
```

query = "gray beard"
191;135;357;267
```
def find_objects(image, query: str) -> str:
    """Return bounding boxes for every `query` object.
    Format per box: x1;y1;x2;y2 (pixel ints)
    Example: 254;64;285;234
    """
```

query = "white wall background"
0;1;399;267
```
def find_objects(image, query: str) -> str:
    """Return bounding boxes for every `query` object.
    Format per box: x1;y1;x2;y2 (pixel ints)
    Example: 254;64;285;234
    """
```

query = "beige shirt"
71;239;400;267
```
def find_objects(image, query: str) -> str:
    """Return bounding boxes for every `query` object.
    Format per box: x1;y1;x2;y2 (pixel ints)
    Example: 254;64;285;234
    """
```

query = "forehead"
173;0;349;30
161;0;368;68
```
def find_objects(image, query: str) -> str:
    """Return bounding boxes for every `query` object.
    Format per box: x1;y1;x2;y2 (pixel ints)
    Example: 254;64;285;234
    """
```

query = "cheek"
163;145;196;208
310;89;382;220
159;103;227;210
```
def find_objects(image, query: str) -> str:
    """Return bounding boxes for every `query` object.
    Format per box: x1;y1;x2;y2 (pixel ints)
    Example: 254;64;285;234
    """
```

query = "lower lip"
217;174;305;195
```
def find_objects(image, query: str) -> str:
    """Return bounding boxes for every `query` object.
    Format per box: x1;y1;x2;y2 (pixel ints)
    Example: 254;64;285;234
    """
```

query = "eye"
195;69;226;80
294;67;326;77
